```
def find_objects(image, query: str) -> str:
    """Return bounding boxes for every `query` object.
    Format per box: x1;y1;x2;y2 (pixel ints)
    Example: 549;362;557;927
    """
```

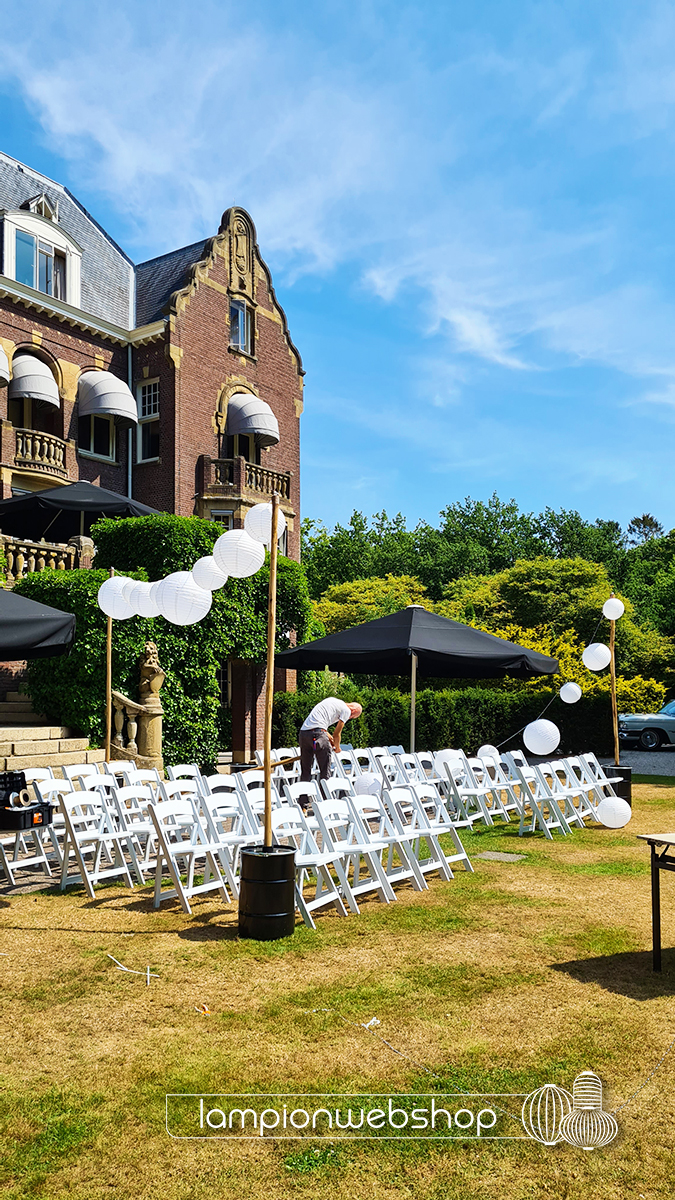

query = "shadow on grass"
551;948;675;998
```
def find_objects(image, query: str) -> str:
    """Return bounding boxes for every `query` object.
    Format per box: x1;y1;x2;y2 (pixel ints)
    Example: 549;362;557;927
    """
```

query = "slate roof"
134;239;210;327
0;152;134;328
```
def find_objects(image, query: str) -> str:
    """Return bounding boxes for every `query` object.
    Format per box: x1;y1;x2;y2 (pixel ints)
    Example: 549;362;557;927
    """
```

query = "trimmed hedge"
274;683;638;757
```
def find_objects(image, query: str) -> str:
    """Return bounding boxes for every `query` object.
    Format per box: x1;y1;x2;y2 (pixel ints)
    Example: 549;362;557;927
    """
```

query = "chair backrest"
284;779;322;807
115;784;156;806
387;745;405;756
159;778;200;803
23;767;54;784
321;776;355;801
103;761;137;783
34;778;73;804
333;749;361;778
237;769;265;792
62;762;100;784
166;763;201;781
375;755;402;787
200;773;238;797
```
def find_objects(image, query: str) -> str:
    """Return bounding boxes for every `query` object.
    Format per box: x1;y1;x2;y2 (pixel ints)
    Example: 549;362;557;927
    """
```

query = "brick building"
0;150;304;759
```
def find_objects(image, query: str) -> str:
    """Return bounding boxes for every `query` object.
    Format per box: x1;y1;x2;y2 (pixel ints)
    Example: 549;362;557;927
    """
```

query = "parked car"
619;701;675;750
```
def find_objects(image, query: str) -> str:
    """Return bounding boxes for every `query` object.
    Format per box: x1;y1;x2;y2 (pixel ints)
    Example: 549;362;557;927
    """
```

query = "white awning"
0;346;9;387
77;370;138;426
226;392;279;448
8;353;60;408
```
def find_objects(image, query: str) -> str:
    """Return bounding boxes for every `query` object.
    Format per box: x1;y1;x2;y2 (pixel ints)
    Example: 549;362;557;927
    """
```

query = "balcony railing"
200;456;292;502
2;536;77;584
14;428;68;478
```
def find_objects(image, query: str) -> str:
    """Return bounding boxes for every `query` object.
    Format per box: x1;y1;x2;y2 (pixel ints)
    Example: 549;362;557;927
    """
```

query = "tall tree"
626;514;665;546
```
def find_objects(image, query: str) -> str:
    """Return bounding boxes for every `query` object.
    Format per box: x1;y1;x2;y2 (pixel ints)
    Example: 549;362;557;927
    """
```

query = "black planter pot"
611;765;632;807
238;845;296;941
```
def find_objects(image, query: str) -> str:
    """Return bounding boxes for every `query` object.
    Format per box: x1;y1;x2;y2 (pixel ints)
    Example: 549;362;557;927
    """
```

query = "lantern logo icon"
522;1072;618;1149
558;1072;619;1150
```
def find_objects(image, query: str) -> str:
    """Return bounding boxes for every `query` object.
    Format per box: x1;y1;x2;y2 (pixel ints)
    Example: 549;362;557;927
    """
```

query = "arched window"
2;208;81;306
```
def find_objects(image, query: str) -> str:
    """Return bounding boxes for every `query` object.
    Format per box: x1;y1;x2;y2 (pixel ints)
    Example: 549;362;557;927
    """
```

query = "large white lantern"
353;772;382;797
97;576;135;620
596;796;632;828
603;597;625;621
523;719;560;757
191;555;228;591
130;581;161;618
156;572;212;626
213;529;265;578
244;502;287;547
582;643;611;672
478;744;500;763
560;682;582;704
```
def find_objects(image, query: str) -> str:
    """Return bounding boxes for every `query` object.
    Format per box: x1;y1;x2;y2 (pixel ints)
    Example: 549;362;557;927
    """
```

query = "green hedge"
16;515;313;768
273;683;621;756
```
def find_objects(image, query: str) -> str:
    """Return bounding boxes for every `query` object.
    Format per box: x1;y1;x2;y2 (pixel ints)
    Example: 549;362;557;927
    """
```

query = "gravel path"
601;748;675;777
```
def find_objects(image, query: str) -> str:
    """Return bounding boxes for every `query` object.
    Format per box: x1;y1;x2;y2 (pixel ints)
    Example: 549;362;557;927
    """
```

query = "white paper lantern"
354;772;382;797
523;719;561;757
130;581;162;618
97;576;135;620
156;572;212;625
244;502;287;547
121;577;140;604
596;796;632;828
582;643;611;671
603;597;625;621
213;529;266;578
560;682;582;704
478;744;500;763
434;749;463;777
191;555;229;591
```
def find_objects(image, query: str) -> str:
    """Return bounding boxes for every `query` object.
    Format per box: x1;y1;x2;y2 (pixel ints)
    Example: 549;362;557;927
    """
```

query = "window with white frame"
210;509;234;529
229;299;253;355
137;379;160;461
78;413;116;460
3;210;79;305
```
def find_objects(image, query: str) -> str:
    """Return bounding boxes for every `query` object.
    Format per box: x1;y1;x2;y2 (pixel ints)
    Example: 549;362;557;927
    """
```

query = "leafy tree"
313;574;431;635
439;493;540;573
627;513;665;546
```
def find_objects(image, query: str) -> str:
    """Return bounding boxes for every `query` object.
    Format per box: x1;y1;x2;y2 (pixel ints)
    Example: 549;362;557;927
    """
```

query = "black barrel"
238;845;296;941
611;765;632;807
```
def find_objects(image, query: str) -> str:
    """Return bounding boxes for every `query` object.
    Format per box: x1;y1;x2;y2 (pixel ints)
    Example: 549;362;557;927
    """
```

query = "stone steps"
0;693;104;773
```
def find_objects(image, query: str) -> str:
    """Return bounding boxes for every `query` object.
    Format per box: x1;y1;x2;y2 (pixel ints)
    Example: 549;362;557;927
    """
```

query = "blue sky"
2;0;675;532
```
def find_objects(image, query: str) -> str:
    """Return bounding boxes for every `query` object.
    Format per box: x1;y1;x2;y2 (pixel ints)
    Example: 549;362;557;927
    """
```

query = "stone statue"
139;642;165;710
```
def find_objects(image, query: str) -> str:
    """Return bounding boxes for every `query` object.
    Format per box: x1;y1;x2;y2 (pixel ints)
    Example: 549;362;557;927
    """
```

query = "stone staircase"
0;691;105;772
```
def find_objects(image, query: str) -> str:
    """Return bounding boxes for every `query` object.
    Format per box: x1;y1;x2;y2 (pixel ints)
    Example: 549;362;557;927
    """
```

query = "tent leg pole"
263;495;280;851
410;651;417;754
105;567;114;762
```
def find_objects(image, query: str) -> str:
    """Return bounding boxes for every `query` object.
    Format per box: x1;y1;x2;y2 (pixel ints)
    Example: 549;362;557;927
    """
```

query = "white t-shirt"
300;697;352;733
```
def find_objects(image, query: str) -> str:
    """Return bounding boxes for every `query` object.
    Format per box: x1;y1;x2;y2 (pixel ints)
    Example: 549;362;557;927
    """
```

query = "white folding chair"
386;784;473;880
62;762;101;787
58;791;135;897
578;754;622;800
349;791;427;892
109;784;161;882
313;797;396;911
513;764;571;839
537;763;587;829
441;759;493;829
198;791;257;899
166;763;201;782
270;806;348;929
148;797;229;913
557;757;600;817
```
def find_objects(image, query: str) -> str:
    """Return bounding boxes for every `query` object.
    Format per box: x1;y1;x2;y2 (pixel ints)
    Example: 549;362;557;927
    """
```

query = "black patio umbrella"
0;588;75;661
276;606;558;750
0;481;160;543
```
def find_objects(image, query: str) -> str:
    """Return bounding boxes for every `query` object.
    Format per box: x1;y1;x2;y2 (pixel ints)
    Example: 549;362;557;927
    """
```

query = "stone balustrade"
199;455;292;501
244;461;291;500
2;535;77;584
111;687;163;772
14;428;68;478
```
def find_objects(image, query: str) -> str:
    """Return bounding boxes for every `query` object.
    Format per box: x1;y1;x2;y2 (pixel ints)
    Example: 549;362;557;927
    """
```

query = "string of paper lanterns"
97;502;283;627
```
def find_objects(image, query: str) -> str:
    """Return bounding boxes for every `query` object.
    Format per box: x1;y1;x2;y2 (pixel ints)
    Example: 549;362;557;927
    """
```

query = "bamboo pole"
263;495;280;850
609;601;620;767
105;567;114;761
410;651;418;754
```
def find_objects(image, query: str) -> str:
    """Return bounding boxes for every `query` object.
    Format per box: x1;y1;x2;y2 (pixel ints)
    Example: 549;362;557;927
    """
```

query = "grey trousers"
299;728;332;782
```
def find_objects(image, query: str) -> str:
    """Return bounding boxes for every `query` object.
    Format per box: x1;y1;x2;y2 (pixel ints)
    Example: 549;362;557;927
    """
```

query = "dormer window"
2;209;81;307
21;193;59;221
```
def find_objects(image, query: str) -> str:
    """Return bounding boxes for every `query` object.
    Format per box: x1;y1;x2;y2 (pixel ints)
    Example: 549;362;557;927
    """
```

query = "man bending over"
299;697;363;785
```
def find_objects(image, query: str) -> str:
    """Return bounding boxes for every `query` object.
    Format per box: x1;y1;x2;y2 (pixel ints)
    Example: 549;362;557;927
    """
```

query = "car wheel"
639;729;662;751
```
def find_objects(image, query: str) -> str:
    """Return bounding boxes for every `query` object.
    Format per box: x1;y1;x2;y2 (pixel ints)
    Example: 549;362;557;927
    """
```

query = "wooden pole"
105;567;114;761
609;603;620;767
410;651;418;754
263;495;280;850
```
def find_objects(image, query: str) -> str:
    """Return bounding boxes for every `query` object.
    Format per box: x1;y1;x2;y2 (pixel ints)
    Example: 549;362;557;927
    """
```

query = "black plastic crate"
0;802;53;831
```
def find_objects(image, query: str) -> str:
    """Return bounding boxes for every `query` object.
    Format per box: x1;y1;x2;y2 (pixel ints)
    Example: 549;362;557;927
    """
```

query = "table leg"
652;844;662;972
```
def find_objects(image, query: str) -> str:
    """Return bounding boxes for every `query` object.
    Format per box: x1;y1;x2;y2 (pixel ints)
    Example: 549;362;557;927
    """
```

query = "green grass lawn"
1;780;675;1198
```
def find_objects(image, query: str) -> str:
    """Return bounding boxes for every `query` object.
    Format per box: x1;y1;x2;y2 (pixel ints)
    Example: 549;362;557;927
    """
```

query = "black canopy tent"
276;606;559;750
0;588;75;661
0;481;160;543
